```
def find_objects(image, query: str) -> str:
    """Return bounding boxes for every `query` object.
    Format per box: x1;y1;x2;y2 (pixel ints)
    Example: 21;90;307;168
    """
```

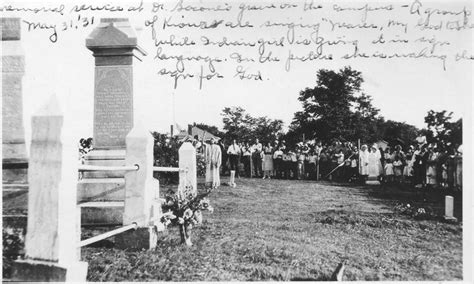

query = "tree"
192;122;225;138
424;110;462;148
221;106;253;142
221;106;283;143
290;67;381;143
253;116;284;143
377;119;419;147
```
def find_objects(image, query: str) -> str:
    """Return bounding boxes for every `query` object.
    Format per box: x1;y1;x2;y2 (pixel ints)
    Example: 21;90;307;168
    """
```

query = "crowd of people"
194;136;463;191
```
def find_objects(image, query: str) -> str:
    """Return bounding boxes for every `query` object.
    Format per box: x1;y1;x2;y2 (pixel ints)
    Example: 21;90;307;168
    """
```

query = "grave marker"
2;17;28;186
444;195;457;222
11;95;87;281
79;18;146;225
178;142;197;196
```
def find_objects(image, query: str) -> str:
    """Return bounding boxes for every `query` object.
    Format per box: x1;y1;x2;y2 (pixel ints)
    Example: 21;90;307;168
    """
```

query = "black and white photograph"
1;0;472;281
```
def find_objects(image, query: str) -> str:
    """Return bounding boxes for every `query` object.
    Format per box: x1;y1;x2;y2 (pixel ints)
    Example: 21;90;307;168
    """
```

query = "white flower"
162;211;176;219
183;208;193;219
178;217;184;224
194;210;203;224
406;204;410;208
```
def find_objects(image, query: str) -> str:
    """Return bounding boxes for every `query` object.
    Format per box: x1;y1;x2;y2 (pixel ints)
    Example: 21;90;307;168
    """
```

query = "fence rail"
78;164;139;172
153;166;187;172
78;223;138;247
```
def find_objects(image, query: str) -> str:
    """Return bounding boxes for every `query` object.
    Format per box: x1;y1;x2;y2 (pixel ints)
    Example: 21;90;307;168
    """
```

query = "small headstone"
444;195;457;222
445;196;454;217
178;142;197;196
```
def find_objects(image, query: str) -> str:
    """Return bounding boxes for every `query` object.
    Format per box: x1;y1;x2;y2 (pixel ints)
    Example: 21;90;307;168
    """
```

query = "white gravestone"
444;195;457;222
11;95;87;281
178;142;197;197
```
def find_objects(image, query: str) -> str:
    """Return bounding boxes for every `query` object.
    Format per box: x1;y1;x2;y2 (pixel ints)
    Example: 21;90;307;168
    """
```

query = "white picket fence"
12;96;197;281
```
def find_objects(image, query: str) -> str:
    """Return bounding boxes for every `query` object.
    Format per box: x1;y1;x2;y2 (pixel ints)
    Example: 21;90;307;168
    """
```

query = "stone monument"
11;95;87;281
78;18;146;224
2;17;28;187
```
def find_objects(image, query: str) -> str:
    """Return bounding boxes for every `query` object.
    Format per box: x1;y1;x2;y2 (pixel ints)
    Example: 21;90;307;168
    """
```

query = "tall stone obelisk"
79;18;145;225
2;17;28;187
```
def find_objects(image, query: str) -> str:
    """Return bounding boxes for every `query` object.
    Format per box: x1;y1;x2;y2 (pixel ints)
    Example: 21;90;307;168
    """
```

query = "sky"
2;0;472;145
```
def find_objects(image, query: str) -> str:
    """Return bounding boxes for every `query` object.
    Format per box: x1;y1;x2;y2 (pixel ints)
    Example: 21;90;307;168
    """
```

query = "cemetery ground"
3;178;462;281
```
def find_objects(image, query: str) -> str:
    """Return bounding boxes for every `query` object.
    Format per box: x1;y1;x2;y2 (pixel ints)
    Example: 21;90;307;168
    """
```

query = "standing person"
282;149;291;179
359;145;369;183
307;150;317;180
454;144;462;190
314;142;323;180
393;156;403;183
273;140;280;177
403;146;414;184
218;140;228;176
447;146;456;188
342;145;353;181
296;149;306;180
252;139;263;178
204;139;213;188
412;145;426;188
319;148;329;180
368;144;382;181
273;146;284;179
349;146;359;183
383;148;393;184
242;142;252;177
333;149;345;181
227;139;240;187
301;142;310;179
237;141;245;178
290;148;298;179
262;142;274;179
426;145;439;188
210;138;222;189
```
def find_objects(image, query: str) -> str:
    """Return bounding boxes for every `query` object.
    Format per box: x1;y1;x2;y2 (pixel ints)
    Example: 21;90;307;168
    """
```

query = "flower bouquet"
160;186;213;246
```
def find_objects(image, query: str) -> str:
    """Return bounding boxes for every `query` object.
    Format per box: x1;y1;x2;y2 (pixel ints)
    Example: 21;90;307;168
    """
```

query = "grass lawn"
82;178;462;281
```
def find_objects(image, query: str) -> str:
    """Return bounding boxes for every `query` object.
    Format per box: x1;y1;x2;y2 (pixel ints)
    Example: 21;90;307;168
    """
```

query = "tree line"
196;66;462;149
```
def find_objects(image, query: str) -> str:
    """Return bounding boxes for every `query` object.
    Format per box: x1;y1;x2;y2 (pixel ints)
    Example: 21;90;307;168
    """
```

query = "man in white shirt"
252;139;263;177
227;139;240;187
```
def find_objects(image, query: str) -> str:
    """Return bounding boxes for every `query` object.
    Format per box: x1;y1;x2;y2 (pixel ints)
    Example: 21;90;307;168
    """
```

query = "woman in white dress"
368;144;382;179
204;139;213;188
262;143;274;179
359;145;369;182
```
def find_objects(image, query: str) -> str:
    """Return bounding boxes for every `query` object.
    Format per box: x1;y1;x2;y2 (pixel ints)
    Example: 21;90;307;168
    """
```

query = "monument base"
79;148;126;225
78;178;125;202
443;215;458;223
79;201;124;226
115;226;160;250
11;259;88;282
82;148;126;178
365;177;380;185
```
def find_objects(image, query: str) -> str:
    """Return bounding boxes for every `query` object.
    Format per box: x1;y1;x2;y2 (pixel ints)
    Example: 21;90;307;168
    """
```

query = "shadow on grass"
321;181;462;221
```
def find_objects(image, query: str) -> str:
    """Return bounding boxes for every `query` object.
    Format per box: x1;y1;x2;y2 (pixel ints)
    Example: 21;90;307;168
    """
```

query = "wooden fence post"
11;95;87;282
